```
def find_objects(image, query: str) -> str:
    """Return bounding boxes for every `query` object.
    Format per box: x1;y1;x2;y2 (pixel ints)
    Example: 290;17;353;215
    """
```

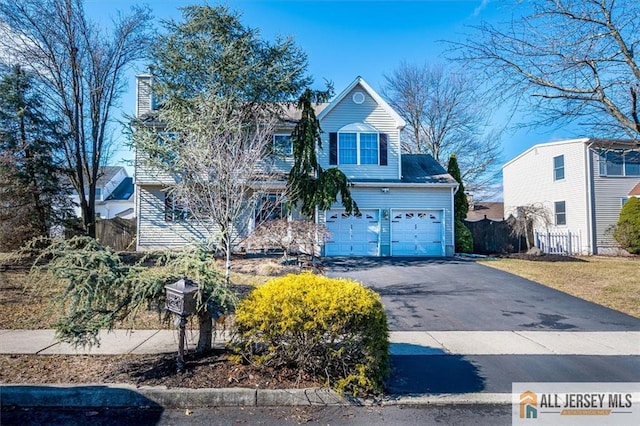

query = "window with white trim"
273;134;292;156
553;155;564;181
338;132;379;165
554;201;566;226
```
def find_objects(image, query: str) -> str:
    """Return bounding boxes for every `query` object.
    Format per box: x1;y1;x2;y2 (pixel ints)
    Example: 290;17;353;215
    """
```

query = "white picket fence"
534;230;581;256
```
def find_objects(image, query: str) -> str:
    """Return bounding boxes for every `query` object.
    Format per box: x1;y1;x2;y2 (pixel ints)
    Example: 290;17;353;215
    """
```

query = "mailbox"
164;277;199;316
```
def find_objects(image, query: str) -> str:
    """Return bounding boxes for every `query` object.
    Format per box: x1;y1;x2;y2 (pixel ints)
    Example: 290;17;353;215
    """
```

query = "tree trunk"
196;310;212;353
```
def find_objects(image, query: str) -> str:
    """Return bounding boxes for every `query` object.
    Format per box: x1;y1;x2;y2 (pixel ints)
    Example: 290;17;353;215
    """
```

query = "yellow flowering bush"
234;272;389;396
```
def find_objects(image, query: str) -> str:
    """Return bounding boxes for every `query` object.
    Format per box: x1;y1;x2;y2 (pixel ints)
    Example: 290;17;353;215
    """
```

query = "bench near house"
134;75;458;257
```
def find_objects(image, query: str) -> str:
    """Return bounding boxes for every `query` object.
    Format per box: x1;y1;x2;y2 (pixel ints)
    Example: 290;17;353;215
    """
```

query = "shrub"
614;197;640;254
234;273;389;396
27;237;237;349
455;220;474;253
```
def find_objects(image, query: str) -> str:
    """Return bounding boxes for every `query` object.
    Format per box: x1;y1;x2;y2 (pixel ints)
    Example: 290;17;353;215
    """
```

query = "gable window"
330;124;388;166
553;155;564;181
338;133;358;164
599;150;640;176
337;132;379;165
359;133;379;164
554;201;566;226
273;134;292;156
95;188;103;201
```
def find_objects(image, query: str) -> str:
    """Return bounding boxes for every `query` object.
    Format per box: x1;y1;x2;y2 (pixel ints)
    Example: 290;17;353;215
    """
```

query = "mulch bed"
0;350;322;389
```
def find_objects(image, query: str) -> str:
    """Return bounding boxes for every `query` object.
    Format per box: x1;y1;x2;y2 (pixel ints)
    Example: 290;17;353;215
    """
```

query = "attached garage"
391;209;444;256
324;209;380;256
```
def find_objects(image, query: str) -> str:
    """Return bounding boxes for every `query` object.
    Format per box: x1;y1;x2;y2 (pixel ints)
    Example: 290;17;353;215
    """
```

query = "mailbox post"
164;277;199;373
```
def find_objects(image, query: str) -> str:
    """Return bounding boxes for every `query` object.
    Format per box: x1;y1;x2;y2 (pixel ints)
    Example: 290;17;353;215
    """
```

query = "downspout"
585;142;597;255
452;183;459;256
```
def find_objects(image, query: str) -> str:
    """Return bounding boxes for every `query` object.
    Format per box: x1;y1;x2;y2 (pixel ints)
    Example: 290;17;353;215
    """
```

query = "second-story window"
273;134;293;156
553;155;564;181
599;150;640;176
338;132;379;165
95;188;102;201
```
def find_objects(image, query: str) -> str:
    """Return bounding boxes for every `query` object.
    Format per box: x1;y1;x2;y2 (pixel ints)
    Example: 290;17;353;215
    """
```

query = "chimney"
135;73;154;117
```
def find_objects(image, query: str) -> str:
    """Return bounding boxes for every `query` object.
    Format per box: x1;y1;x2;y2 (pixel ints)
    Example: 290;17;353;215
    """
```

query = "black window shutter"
379;133;388;166
329;132;338;165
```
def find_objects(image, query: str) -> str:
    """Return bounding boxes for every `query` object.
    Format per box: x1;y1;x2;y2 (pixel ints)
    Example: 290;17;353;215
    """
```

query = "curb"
0;384;512;409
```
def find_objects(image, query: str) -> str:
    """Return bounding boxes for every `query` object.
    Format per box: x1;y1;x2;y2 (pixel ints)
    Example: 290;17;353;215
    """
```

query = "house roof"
466;202;504;222
629;181;640;196
400;154;457;184
279;103;329;123
317;76;407;129
503;137;639;169
106;177;134;201
97;166;124;187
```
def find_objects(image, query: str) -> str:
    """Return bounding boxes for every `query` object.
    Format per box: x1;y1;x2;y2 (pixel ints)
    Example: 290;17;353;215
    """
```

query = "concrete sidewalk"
1;329;638;356
2;329;639;409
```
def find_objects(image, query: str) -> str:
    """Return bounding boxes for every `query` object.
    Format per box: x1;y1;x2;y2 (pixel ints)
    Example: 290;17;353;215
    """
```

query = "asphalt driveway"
325;257;640;332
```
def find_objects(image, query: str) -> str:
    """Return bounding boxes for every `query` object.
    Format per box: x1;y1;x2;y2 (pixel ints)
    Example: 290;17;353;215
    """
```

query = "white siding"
591;149;640;253
319;186;455;256
503;140;591;254
318;84;401;181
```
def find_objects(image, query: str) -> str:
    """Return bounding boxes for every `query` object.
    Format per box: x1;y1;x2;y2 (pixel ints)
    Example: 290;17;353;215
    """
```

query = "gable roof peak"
317;76;406;129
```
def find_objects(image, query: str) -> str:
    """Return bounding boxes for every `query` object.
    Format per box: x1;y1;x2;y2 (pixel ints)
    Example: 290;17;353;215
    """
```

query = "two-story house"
503;138;640;255
134;75;458;257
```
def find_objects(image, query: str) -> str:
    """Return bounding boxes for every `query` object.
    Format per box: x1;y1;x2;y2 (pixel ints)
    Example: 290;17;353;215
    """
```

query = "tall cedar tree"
0;66;72;249
288;88;358;217
447;154;468;222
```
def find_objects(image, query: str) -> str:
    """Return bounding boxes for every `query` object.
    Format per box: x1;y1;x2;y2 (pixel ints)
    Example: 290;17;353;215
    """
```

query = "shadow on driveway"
325;257;469;273
387;344;485;394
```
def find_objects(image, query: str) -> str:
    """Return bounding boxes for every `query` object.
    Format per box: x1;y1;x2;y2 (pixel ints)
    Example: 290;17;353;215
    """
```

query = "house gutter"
353;181;458;189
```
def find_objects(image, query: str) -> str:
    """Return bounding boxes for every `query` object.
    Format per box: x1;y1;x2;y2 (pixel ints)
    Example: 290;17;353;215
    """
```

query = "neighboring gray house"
503;138;640;255
134;75;458;256
71;166;135;219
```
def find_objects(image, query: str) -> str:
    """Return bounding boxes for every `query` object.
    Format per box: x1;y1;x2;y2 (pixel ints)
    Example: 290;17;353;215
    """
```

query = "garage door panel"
325;209;379;256
391;209;444;256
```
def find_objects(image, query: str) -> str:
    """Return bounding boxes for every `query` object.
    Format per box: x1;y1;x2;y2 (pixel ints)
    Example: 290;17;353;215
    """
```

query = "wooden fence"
463;218;525;254
95;217;136;251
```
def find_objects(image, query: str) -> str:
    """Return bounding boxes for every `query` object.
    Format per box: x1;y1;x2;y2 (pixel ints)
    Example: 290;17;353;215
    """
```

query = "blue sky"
84;0;580;180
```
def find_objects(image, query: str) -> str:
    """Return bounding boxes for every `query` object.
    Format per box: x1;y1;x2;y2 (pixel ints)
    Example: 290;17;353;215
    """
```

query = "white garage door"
325;210;379;256
391;210;443;256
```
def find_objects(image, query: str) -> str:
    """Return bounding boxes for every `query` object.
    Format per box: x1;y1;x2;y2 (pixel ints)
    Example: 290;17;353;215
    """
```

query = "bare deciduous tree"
451;0;640;140
245;218;330;262
508;203;552;250
382;62;502;194
0;0;153;237
134;97;281;283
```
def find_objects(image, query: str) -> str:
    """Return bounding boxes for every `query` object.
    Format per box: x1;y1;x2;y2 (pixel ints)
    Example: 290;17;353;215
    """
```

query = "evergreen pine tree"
287;87;358;217
447;154;473;253
0;66;72;249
